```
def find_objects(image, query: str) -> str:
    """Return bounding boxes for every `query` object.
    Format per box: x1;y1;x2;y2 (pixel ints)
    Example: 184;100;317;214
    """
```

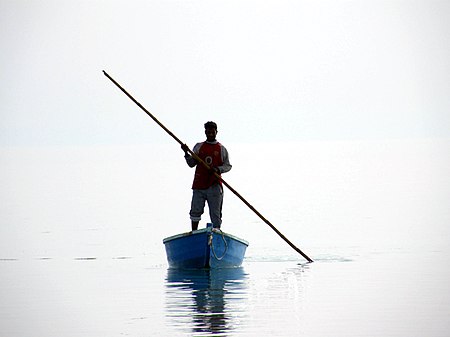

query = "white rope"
210;229;228;260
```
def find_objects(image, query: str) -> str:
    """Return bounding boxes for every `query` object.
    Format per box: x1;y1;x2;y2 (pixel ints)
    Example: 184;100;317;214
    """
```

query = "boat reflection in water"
165;267;248;335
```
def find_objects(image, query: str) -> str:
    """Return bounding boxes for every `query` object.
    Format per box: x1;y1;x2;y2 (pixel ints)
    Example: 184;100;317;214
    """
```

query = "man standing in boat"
181;121;232;231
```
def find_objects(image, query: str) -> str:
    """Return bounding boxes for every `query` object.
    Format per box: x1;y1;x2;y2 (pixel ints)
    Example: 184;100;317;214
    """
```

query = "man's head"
204;121;218;142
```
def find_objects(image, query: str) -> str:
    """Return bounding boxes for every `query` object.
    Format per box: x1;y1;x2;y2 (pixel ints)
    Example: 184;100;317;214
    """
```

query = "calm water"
1;140;449;336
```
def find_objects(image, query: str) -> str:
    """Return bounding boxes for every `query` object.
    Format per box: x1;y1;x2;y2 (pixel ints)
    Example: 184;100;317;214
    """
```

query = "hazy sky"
1;0;449;146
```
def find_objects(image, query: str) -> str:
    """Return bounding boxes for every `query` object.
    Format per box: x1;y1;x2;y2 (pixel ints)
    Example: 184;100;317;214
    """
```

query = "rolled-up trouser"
189;184;223;228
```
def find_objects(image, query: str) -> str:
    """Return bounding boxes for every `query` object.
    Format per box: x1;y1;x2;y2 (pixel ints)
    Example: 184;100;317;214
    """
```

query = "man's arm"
218;145;232;173
182;143;202;168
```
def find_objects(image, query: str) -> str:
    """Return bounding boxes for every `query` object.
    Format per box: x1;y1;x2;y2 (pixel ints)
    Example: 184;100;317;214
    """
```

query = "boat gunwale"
163;228;249;246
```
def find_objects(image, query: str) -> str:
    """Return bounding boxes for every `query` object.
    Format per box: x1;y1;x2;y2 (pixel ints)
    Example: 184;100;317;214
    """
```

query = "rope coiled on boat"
209;229;228;260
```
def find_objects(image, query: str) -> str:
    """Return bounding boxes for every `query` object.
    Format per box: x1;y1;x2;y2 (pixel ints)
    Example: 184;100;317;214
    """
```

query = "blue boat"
163;224;249;269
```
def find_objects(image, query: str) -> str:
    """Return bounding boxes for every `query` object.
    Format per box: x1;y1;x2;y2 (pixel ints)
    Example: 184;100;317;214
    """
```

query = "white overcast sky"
1;0;449;146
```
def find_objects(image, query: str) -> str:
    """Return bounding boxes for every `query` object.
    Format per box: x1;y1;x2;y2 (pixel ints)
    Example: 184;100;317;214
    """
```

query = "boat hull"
163;227;248;269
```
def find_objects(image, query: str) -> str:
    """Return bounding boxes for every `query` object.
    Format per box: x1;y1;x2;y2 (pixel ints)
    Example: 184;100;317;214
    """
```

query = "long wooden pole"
103;70;313;263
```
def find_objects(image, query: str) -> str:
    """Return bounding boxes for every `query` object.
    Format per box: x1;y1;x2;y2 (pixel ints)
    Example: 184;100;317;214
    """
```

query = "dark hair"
204;121;217;130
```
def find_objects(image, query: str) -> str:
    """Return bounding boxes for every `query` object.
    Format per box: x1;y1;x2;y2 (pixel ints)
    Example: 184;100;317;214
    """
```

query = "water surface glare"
1;140;449;336
162;250;450;337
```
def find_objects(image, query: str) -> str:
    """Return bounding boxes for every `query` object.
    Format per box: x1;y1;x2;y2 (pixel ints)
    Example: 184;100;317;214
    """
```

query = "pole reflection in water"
165;267;248;336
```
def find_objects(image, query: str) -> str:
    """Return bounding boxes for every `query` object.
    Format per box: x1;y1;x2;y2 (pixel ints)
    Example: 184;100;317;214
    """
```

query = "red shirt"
192;142;223;189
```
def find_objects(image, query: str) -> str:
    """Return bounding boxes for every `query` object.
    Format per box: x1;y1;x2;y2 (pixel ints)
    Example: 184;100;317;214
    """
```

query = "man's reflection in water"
165;267;248;335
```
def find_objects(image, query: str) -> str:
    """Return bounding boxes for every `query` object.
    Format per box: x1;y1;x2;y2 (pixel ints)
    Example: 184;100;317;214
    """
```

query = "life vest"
192;142;223;189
